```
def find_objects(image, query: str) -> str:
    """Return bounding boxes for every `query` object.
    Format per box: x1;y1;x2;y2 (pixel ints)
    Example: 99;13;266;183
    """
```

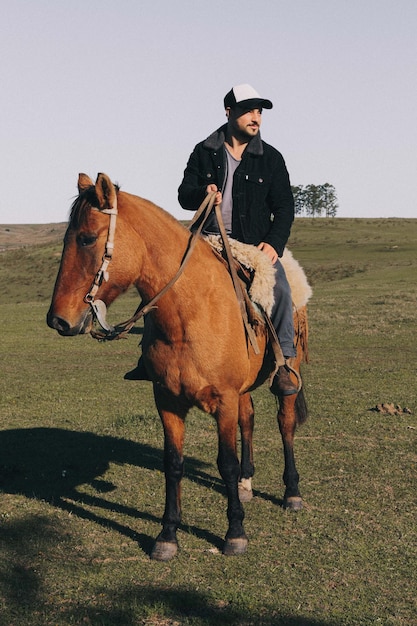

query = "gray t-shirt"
221;147;241;233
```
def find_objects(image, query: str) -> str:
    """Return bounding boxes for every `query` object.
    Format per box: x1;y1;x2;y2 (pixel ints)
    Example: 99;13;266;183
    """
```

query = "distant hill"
2;217;416;305
0;223;67;251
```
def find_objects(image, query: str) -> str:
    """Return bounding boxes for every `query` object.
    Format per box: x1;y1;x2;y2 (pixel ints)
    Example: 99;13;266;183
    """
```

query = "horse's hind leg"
238;393;255;503
277;392;303;511
151;389;188;561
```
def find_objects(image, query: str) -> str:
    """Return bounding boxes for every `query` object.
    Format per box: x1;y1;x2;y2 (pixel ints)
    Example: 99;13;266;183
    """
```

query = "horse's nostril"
46;311;70;334
46;308;92;336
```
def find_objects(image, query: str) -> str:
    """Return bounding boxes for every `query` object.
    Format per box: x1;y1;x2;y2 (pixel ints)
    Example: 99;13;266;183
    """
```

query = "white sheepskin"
204;235;312;314
281;247;313;309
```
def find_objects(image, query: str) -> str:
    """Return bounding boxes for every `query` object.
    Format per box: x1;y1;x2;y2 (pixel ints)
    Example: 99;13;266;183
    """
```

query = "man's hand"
206;184;222;205
257;242;278;264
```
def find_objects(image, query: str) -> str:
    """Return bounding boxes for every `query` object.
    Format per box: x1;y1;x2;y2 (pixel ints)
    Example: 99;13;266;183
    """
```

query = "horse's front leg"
151;389;188;561
277;393;303;510
238;392;255;503
216;391;248;556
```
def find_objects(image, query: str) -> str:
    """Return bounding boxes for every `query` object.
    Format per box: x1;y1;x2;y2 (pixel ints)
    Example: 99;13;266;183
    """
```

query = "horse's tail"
294;304;309;364
293;304;309;425
295;386;308;425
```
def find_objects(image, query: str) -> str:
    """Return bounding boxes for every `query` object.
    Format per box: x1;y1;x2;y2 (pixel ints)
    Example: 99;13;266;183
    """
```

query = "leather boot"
124;356;151;381
270;364;298;396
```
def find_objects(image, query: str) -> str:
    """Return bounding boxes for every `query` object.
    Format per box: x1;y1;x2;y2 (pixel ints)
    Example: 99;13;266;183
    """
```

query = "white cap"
223;84;273;109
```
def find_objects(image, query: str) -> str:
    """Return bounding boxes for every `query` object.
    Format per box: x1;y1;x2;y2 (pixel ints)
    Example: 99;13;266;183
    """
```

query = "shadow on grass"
0;429;326;625
0;427;289;553
0;426;288;531
0;515;61;613
62;585;338;626
0;513;336;626
0;427;232;553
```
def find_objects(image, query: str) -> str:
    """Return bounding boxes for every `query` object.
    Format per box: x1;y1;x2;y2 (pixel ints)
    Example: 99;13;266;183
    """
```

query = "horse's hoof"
283;496;303;511
150;540;178;561
223;536;248;556
238;480;253;503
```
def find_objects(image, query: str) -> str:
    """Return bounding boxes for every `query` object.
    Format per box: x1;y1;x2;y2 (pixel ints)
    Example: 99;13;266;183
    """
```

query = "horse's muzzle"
46;307;93;336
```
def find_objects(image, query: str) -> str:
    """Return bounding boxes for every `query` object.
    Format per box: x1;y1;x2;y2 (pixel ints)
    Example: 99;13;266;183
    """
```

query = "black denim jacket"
178;124;294;257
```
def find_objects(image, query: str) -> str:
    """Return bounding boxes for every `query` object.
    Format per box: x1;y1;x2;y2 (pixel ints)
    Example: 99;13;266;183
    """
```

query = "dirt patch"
370;403;412;415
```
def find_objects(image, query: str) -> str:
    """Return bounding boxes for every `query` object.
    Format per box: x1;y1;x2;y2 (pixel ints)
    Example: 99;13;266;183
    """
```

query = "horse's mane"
69;184;120;229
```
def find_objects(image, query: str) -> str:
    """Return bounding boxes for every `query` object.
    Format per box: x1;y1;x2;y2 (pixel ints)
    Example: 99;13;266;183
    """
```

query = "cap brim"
234;97;273;110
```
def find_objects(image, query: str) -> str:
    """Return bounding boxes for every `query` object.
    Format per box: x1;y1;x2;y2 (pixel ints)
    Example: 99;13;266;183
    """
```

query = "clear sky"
1;0;416;224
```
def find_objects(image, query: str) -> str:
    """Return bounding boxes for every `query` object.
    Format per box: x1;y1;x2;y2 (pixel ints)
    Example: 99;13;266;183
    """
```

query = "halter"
83;199;118;334
79;191;302;389
83;192;219;341
82;193;287;374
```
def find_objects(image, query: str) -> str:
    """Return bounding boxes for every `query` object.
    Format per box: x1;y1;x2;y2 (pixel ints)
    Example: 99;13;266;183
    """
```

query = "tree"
292;185;306;216
291;183;338;217
321;183;338;217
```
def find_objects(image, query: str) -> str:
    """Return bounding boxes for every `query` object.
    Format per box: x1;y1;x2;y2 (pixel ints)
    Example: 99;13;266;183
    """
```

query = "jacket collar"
203;124;264;155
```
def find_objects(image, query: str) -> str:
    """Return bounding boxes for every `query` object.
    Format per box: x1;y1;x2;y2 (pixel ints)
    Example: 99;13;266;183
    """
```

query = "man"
177;83;297;396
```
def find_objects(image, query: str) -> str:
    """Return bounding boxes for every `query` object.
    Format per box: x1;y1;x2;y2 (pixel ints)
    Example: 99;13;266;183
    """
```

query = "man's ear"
225;107;231;119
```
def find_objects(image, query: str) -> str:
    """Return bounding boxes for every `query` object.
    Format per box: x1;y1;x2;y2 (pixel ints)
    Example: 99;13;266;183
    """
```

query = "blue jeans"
270;259;296;359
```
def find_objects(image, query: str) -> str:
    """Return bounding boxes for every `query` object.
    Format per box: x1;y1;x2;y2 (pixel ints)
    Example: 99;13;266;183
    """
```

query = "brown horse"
47;173;310;561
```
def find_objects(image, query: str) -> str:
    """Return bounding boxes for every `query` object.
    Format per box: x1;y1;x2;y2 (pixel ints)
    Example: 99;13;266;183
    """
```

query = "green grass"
0;218;416;625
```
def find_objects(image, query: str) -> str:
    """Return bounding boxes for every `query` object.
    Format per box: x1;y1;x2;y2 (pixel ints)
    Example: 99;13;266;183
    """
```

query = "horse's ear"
95;173;117;211
78;173;94;193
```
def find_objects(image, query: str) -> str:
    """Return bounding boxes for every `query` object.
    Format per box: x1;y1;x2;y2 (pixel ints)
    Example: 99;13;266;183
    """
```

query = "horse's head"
47;173;125;336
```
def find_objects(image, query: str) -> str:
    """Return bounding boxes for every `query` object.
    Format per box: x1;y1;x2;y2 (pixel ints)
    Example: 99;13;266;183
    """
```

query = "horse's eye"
77;233;97;247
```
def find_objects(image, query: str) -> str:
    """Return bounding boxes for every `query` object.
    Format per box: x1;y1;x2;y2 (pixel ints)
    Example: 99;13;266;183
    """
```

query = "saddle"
203;234;276;315
210;246;264;328
204;232;284;369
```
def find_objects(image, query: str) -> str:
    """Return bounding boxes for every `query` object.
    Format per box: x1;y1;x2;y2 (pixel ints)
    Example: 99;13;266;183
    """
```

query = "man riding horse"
128;83;297;396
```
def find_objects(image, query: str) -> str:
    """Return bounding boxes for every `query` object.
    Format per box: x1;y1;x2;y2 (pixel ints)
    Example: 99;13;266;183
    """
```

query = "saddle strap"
262;310;285;373
214;203;261;355
210;201;286;368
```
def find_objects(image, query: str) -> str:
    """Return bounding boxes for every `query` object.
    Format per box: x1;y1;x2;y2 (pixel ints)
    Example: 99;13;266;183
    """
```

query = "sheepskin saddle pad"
204;235;312;316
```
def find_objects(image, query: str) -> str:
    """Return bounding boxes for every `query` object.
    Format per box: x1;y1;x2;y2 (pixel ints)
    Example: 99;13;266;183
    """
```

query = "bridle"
83;198;118;335
82;192;286;370
84;192;220;341
81;190;301;389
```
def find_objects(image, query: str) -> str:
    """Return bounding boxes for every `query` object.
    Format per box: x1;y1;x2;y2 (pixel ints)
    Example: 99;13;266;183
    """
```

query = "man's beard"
236;125;259;142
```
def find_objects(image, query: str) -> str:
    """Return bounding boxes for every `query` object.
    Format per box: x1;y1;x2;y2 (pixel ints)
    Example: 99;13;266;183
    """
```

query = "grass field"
0;218;416;625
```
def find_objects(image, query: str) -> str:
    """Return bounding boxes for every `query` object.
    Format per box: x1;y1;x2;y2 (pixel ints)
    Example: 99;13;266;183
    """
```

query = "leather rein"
84;192;261;347
83;190;292;385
